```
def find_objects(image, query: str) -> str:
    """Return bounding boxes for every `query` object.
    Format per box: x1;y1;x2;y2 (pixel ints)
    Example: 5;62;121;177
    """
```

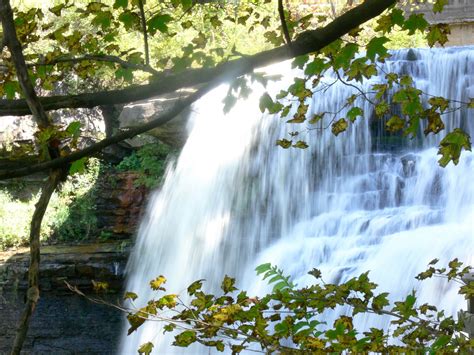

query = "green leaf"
366;36;389;61
304;58;326;76
221;275;237;294
375;101;390;116
114;0;128;9
428;96;449;112
292;55;309;69
309;113;324;124
437;128;472;167
372;292;389;311
4;81;18;100
331;118;348;136
427;24;450;47
173;330;197;347
276;139;292;149
115;67;134;82
404;14;429;35
150;275;167;290
92;11;112;30
347;106;364;122
148;14;173;34
334;43;359;69
49;4;67;16
424;111;445;135
468;98;474;108
255;263;271;275
259;93;282;114
433;0;448;13
124;291;138;301
66;121;81;138
138;342;154;355
223;94;237;114
118;11;140;30
385;115;405;132
187;279;204;295
308;268;322;279
293;140;308;149
287;103;308;123
127;311;147;335
69;158;87;175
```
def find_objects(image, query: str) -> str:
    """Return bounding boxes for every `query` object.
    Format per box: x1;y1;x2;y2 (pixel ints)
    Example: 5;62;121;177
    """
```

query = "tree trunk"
10;168;65;355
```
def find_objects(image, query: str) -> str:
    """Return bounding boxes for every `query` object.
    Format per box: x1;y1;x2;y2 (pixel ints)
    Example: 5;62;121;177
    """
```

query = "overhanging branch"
0;0;396;117
0;54;159;75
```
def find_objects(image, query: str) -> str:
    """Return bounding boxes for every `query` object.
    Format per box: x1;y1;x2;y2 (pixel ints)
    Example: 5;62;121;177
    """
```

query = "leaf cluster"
124;260;474;354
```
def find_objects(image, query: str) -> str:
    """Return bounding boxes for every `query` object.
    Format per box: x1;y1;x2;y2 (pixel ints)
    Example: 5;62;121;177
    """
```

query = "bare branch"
0;0;396;117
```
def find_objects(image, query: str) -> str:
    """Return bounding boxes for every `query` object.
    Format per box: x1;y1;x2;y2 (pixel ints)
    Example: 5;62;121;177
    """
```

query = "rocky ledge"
0;242;130;354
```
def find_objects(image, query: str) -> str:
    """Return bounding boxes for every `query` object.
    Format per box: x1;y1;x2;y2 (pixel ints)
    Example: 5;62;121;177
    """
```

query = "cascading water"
119;47;474;354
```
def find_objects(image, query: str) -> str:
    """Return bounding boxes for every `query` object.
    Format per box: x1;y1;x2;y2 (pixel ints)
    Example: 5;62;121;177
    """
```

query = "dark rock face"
0;242;129;354
95;172;149;238
0;293;123;354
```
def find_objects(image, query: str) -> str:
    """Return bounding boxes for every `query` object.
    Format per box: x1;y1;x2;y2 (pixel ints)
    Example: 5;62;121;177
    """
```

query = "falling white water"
120;47;474;354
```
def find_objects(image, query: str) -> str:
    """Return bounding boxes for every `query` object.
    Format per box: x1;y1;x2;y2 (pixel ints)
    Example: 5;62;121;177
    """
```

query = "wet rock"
406;48;418;61
119;90;194;148
401;153;417;177
0;242;129;292
0;242;130;353
95;172;148;237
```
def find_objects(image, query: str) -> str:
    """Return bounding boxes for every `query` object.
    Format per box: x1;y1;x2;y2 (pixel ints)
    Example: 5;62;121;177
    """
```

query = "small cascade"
119;47;474;353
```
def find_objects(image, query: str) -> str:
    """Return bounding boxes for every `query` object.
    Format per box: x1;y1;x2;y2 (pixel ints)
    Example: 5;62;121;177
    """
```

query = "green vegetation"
0;143;175;250
116;143;174;189
121;260;473;353
0;159;100;250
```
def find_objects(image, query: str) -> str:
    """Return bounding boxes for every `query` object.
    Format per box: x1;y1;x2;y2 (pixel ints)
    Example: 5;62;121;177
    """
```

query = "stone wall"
95;171;149;238
412;0;474;46
0;242;129;353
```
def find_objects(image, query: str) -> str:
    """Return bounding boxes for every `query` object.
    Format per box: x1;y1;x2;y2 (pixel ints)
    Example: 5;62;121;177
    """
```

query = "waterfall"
119;47;474;354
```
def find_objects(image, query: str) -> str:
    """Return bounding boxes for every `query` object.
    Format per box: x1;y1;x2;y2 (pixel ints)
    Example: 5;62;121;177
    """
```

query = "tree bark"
0;1;66;354
9;169;66;355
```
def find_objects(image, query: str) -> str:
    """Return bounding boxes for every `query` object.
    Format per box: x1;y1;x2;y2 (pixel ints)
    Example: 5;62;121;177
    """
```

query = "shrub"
0;158;101;250
116;143;174;189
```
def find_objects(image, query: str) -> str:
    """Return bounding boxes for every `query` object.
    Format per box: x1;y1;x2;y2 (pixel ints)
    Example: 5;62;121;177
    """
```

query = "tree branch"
278;0;292;46
0;2;67;354
0;0;396;117
0;74;234;180
137;0;150;66
0;54;160;75
0;0;50;127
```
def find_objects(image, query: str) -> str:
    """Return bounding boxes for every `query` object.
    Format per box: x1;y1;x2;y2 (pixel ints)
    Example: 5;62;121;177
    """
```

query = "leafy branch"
67;260;474;354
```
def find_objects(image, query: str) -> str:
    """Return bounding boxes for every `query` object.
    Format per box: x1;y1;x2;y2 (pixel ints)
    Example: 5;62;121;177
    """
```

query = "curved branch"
0;71;236;180
0;0;396;117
